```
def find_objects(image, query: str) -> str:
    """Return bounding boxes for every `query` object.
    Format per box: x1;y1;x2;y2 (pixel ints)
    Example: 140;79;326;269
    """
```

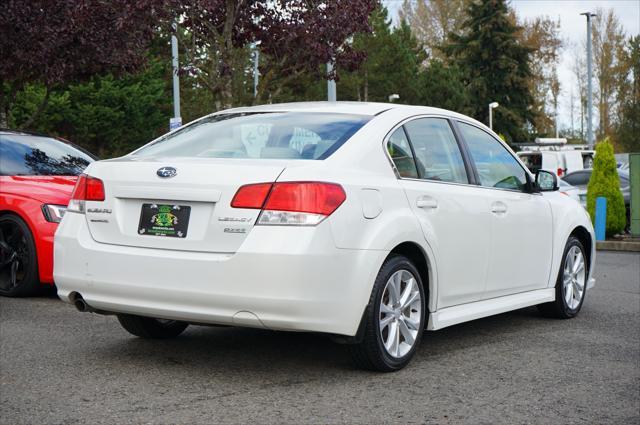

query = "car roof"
0;128;58;138
218;101;480;123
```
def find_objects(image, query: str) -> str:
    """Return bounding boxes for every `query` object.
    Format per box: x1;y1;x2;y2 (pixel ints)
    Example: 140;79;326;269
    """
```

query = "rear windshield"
0;134;94;176
132;112;371;160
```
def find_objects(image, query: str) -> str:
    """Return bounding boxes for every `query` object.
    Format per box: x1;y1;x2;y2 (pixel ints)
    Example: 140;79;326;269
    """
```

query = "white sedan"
54;102;596;371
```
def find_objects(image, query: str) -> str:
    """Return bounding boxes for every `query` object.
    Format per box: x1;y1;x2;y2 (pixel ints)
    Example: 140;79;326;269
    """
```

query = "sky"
383;0;640;130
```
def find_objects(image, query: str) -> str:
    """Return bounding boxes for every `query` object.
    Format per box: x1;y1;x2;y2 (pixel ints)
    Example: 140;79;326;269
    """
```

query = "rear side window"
0;135;93;176
458;122;527;191
133;112;371;160
387;128;418;178
404;118;468;184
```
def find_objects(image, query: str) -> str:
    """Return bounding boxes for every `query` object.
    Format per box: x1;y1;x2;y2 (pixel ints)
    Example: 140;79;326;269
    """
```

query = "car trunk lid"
82;157;289;253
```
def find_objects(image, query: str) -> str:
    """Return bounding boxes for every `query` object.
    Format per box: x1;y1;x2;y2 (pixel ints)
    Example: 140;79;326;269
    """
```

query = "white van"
517;138;594;177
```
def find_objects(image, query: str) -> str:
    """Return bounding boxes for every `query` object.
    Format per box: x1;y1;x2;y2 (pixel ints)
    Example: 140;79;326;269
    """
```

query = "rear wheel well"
389;242;430;304
570;226;592;273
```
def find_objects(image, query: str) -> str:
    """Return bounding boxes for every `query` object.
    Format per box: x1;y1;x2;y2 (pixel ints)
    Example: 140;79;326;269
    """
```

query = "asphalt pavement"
1;251;639;424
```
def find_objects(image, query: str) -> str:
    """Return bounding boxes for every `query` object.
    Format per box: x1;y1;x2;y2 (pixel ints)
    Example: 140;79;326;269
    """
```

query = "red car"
0;130;95;296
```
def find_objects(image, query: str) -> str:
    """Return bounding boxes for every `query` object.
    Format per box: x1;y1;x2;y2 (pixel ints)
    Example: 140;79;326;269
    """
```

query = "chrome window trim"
381;114;541;195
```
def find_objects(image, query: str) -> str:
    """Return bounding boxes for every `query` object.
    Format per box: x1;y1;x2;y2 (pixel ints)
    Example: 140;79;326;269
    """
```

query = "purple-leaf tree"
0;0;169;127
175;0;377;108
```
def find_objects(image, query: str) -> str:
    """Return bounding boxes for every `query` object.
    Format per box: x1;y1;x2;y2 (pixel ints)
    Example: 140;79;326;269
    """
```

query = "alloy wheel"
563;245;586;310
379;269;422;358
0;222;29;291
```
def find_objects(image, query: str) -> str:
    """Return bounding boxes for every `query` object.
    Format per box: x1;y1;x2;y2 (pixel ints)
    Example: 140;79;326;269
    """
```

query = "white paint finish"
400;179;492;308
482;189;554;299
54;102;597;337
359;188;382;219
84;159;289;253
428;288;556;330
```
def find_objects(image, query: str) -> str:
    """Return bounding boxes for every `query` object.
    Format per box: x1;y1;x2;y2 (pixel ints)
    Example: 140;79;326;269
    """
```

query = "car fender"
545;192;596;287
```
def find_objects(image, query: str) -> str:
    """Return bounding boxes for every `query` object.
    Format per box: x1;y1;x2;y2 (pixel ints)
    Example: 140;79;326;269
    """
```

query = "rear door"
388;118;492;308
84;158;287;253
457;122;553;298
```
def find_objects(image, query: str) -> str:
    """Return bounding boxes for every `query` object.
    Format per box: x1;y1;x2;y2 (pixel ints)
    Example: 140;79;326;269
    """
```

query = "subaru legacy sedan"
54;102;595;371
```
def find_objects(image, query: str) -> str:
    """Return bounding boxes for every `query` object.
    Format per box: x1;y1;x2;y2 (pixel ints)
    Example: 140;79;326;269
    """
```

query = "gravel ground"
1;251;638;424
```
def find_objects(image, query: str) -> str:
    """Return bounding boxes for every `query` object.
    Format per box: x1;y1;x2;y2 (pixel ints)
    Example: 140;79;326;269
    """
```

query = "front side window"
133;112;371;160
387;128;418;178
0;135;93;176
458;122;527;191
403;118;468;184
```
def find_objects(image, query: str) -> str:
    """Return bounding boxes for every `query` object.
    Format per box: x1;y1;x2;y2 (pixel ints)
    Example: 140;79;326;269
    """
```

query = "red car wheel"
0;214;40;297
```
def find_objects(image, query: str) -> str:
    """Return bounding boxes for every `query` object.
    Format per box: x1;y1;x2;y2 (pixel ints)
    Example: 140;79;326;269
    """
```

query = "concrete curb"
596;240;640;252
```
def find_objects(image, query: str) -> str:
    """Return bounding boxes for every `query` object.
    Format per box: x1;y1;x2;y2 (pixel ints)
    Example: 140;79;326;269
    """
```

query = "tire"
538;236;588;319
349;254;426;372
117;314;189;339
0;214;40;297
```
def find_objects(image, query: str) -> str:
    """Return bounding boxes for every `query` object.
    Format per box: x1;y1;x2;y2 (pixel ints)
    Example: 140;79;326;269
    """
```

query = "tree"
570;47;588;142
418;61;471;113
337;7;424;104
0;0;169;128
399;0;470;62
586;139;626;236
10;59;172;157
519;16;563;137
444;0;536;143
174;0;376;110
615;36;640;153
592;8;628;141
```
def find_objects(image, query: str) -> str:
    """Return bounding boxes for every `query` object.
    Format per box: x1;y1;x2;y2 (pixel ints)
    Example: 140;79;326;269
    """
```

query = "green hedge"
586;139;626;236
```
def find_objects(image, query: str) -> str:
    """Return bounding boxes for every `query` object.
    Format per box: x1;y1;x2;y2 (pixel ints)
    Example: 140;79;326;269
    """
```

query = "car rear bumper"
54;213;386;336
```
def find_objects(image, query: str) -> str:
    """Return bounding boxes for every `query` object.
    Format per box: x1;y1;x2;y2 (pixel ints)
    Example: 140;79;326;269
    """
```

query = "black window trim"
452;119;538;194
383;115;475;187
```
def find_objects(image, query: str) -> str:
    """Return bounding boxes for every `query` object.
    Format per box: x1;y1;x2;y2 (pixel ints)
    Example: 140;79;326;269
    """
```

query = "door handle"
491;201;508;214
416;196;438;209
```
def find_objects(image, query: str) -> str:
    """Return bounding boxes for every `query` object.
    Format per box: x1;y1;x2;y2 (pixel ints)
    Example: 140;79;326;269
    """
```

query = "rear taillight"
557;168;563;177
231;182;346;226
230;183;273;209
67;174;105;213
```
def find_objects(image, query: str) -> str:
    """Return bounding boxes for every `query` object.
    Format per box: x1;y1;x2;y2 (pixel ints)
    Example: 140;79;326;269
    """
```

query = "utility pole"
327;62;337;101
170;23;182;131
581;12;596;148
253;49;260;99
489;102;499;130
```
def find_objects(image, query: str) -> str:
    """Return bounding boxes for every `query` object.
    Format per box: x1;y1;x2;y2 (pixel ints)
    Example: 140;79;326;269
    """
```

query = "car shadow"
90;306;551;374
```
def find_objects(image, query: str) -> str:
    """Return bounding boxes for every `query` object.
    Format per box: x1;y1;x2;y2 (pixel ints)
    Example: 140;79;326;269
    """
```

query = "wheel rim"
0;222;29;291
379;269;422;358
563;246;586;310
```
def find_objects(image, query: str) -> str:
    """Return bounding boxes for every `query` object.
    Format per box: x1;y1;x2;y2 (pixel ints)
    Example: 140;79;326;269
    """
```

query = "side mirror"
535;170;558;192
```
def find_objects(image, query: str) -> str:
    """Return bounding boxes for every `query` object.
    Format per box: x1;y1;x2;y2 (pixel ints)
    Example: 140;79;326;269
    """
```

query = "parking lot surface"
1;251;639;424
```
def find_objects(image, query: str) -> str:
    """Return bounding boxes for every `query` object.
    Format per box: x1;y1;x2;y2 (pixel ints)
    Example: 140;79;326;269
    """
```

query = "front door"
456;122;553;298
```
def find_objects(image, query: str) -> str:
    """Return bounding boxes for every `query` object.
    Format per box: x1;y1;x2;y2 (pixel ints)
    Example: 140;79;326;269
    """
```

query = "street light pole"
170;23;182;130
327;61;337;101
489;102;499;130
581;12;596;148
253;49;260;99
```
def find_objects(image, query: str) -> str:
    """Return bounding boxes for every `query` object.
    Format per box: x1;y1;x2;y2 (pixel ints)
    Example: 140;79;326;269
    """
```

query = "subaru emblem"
157;166;177;178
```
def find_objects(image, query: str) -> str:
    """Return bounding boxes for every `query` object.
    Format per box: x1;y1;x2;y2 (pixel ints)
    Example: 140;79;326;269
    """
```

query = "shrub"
586;139;626;236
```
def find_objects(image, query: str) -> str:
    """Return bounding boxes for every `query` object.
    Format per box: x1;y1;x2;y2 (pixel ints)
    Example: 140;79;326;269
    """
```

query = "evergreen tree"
418;60;471;114
444;0;536;143
586;139;626;236
11;59;171;157
338;7;424;104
